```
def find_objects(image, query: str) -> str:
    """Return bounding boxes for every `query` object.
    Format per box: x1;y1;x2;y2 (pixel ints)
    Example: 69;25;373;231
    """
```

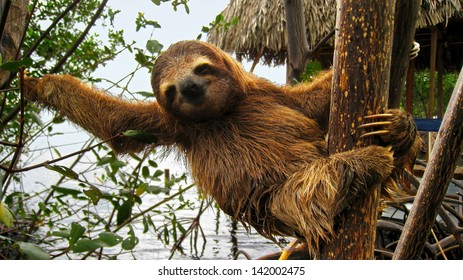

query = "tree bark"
0;0;30;88
393;66;463;259
283;0;309;84
388;0;420;108
321;0;396;259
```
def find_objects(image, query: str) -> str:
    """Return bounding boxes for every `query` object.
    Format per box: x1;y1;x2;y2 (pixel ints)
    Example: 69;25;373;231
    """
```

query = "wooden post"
437;42;444;118
427;28;438;119
426;28;438;160
405;60;416;114
283;0;309;84
321;0;395;259
393;66;463;259
388;0;421;109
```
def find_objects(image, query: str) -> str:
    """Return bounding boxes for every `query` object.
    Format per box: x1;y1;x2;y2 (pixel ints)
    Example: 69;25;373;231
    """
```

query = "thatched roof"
207;0;335;66
207;0;463;66
418;0;463;28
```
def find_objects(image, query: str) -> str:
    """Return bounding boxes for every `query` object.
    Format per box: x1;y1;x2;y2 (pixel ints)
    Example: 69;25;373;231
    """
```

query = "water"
17;126;283;260
21;172;282;260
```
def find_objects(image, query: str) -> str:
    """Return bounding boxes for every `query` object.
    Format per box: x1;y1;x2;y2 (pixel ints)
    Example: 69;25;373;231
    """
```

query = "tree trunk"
321;0;396;259
283;0;309;84
388;0;420;108
0;0;30;88
393;66;463;259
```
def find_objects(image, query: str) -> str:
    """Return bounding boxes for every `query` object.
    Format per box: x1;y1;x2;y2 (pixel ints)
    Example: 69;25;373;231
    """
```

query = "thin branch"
113;184;196;233
1;68;27;199
50;0;108;74
0;133;121;173
0;140;19;147
169;199;211;259
24;0;82;58
79;184;196;260
305;29;335;61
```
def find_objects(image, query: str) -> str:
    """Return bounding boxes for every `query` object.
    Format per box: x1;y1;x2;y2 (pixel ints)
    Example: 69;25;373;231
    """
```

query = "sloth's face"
151;41;243;122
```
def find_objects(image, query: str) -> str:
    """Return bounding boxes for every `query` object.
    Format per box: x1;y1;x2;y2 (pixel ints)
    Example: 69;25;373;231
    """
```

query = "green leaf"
0;57;33;71
98;232;123;247
116;199;132;226
72;238;103;253
177;222;187;235
135;91;154;98
51;185;81;197
135;50;152;68
142;166;150;178
121;225;138;250
148;160;158;168
231;17;239;25
153;169;164;178
123;130;157;144
135;183;147;196
45;164;79;180
0;201;14;227
97;156;114;166
183;3;190;14
83;186;102;205
110;159;126;169
121;235;139;250
146;39;163;54
15;242;50;260
142;215;149;233
71;231;122;253
51;229;71;239
145;185;170;195
215;14;224;23
151;0;161;5
69;222;86;246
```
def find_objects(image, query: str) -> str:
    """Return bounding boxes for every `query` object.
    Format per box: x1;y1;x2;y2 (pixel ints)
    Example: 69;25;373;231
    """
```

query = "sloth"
22;40;421;257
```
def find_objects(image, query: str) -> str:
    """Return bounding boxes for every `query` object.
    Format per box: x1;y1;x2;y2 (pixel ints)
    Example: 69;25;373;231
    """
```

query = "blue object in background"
414;119;442;132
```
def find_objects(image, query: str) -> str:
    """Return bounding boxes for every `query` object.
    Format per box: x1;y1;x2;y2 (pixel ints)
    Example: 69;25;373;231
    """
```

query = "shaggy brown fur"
23;40;421;257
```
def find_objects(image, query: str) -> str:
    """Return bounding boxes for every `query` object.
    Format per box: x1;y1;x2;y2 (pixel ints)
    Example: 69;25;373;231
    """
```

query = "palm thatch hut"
207;0;463;71
415;0;463;71
207;0;336;67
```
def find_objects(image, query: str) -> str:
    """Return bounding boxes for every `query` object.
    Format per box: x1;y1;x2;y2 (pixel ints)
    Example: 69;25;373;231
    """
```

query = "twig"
25;137;97;237
430;229;448;260
1;68;27;199
79;184;196;260
0;140;18;147
113;184;196;233
24;0;83;58
305;29;335;61
168;199;210;259
50;0;109;74
0;134;120;173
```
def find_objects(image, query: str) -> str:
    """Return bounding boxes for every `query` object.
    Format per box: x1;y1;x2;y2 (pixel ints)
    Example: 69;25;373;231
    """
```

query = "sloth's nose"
178;78;205;102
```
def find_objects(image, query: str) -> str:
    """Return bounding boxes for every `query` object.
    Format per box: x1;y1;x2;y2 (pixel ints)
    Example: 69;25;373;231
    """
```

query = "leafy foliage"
197;14;239;40
406;70;458;118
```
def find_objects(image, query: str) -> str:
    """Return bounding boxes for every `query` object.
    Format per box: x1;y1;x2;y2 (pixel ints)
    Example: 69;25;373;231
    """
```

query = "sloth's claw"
360;130;390;138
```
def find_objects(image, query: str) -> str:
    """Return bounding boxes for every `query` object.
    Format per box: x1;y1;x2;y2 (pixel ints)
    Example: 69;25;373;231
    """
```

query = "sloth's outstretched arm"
23;75;176;154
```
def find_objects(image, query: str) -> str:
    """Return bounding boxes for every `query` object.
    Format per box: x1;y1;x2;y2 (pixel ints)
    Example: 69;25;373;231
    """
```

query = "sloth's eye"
164;85;176;102
194;64;212;75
